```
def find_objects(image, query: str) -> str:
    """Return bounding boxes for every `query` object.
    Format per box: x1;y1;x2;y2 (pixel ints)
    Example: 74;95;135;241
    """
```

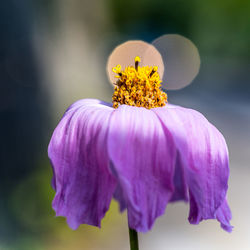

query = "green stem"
129;227;139;250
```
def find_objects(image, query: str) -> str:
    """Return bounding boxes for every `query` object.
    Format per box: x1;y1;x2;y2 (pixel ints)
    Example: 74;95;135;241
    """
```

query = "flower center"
112;56;167;109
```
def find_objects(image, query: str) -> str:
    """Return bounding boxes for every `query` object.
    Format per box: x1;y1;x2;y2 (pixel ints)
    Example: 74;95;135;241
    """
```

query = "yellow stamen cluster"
112;56;167;109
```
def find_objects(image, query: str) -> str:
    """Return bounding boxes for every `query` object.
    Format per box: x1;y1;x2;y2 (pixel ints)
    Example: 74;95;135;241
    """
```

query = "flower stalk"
129;227;139;250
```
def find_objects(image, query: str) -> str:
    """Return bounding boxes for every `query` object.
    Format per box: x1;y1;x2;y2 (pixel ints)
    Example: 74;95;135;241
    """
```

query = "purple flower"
48;39;232;233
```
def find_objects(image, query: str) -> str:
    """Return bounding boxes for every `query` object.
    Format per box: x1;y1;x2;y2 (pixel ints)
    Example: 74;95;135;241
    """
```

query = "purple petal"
188;193;233;232
48;99;116;229
170;152;189;202
108;105;176;232
153;104;232;231
215;199;233;232
65;99;112;113
113;183;127;212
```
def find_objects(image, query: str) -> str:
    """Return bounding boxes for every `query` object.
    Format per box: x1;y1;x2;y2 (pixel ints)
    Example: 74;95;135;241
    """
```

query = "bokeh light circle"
152;34;200;90
107;40;164;86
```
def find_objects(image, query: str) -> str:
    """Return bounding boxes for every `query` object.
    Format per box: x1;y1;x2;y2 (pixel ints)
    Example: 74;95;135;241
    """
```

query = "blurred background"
0;0;249;249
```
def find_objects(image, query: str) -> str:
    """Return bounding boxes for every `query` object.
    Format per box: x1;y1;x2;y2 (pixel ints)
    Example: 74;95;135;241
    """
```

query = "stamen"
112;57;167;109
149;66;158;77
134;56;140;71
112;65;122;74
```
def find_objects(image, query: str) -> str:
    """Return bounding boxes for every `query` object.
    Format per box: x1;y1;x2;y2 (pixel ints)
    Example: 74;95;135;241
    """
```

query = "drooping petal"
188;194;233;232
108;105;176;232
153;104;232;231
215;199;233;232
48;99;116;229
170;151;189;202
65;99;112;113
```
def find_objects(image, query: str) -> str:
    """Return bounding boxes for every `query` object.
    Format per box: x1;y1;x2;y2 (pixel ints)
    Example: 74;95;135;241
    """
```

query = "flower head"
112;56;167;109
48;36;232;233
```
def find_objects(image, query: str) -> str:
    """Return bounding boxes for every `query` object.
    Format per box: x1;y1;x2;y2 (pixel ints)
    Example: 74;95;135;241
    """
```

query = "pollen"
112;56;167;109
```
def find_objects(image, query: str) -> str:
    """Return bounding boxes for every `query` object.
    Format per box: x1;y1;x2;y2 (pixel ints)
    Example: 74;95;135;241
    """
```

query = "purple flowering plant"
48;35;232;249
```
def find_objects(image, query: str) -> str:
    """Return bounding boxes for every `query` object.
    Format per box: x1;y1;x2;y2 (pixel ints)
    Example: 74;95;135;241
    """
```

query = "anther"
149;70;155;77
149;66;158;77
134;56;141;71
